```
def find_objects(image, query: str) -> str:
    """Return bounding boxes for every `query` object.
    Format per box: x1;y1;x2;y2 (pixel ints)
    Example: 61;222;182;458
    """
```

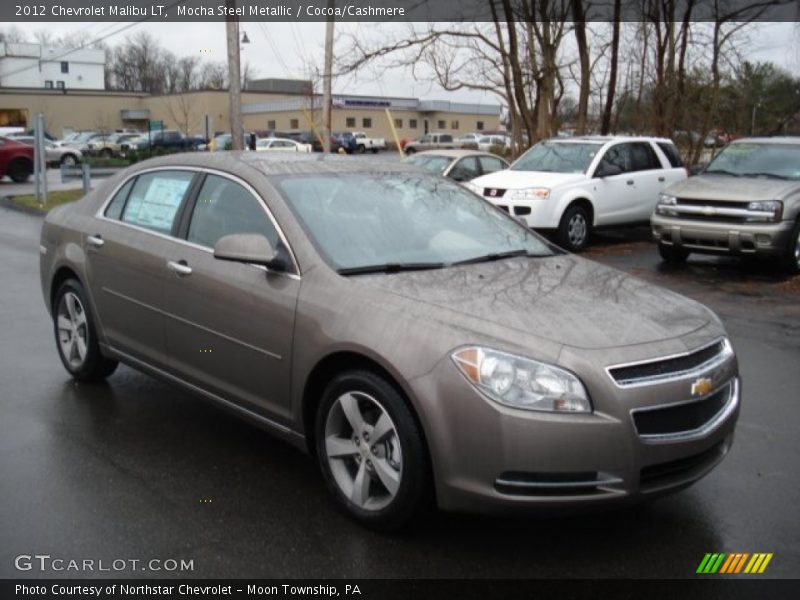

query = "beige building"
0;80;501;146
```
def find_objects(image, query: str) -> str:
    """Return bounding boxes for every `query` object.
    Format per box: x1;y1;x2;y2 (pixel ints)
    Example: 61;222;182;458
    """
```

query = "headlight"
746;200;782;222
656;194;678;216
508;188;550;200
451;347;591;413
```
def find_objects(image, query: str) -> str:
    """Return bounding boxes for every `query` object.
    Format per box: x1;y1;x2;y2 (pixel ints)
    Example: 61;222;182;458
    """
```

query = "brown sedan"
40;153;740;529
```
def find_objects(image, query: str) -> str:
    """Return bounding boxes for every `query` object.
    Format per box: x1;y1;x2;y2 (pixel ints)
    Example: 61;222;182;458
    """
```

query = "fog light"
755;234;771;245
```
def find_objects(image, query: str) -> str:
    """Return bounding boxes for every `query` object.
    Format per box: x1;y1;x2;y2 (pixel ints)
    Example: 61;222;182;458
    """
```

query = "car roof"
410;149;505;159
730;136;800;145
122;151;423;177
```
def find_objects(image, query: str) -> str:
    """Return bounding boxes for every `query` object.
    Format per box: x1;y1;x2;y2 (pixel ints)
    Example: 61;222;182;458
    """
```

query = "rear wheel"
100;148;113;158
357;144;366;154
53;279;118;381
60;153;78;167
557;204;591;252
658;242;690;264
781;219;800;275
316;370;430;530
7;158;32;183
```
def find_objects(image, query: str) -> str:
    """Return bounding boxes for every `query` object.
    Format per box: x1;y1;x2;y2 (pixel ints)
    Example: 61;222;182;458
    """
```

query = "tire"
7;158;32;183
658;242;690;264
100;148;113;158
357;144;366;154
404;147;416;155
557;203;591;252
315;370;431;530
371;148;379;154
60;153;78;167
781;219;800;275
53;279;118;382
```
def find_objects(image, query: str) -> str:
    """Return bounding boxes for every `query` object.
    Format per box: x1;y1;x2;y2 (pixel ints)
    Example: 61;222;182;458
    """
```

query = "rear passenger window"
121;171;194;234
187;175;279;250
600;144;633;173
104;178;134;220
658;142;684;168
630;142;662;171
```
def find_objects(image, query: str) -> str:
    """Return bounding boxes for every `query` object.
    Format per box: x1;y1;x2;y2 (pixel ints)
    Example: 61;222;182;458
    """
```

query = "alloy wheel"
57;291;89;369
323;391;402;511
568;213;587;247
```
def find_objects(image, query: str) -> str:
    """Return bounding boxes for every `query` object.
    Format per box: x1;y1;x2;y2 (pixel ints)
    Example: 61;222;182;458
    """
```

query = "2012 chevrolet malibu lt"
39;153;740;529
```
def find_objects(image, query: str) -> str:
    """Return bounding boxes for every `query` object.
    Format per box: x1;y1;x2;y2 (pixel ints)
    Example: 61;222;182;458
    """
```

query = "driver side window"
187;175;280;251
599;144;633;174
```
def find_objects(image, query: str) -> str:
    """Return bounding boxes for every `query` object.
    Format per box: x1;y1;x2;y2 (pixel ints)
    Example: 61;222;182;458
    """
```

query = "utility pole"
322;0;335;153
226;0;244;151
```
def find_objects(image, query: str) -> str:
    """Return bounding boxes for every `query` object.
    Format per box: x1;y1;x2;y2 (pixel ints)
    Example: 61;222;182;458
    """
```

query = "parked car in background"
256;137;313;153
13;136;82;167
468;136;687;251
403;133;459;154
477;135;512;152
349;131;386;153
331;132;358;154
61;131;108;152
86;133;141;157
149;129;206;151
39;152;739;529
119;135;151;155
652;137;800;273
404;149;509;183
457;133;483;146
0;136;34;182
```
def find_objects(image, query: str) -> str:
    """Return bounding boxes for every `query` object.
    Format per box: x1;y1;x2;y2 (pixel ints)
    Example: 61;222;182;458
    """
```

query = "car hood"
356;255;712;351
471;169;586;190
666;174;798;202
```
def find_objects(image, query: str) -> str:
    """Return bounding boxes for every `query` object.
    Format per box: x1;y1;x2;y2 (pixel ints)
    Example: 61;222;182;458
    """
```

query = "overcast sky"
10;21;800;105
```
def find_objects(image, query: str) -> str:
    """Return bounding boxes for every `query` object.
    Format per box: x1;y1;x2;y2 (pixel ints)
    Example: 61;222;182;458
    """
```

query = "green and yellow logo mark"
696;553;773;574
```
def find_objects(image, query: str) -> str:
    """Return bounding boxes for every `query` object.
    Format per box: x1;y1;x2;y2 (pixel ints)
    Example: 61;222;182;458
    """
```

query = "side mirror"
595;163;623;178
213;233;285;270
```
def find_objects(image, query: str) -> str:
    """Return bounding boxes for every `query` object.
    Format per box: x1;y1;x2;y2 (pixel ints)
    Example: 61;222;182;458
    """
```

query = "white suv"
467;136;687;251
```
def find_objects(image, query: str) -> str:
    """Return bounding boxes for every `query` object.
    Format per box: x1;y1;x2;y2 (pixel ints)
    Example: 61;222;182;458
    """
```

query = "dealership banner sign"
4;0;800;23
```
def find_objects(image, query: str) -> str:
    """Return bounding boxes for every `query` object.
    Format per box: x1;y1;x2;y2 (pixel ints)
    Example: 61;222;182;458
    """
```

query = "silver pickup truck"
652;137;800;274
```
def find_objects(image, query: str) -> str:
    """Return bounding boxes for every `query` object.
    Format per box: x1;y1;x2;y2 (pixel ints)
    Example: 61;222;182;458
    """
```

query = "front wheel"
781;219;800;275
53;279;118;381
7;158;32;183
557;204;591;252
357;145;366;154
60;153;78;167
658;242;690;264
316;371;431;530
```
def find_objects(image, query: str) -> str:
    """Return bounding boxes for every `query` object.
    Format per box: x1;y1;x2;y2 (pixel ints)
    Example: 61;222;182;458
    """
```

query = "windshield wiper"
337;262;446;276
741;172;791;180
704;169;741;177
452;249;546;266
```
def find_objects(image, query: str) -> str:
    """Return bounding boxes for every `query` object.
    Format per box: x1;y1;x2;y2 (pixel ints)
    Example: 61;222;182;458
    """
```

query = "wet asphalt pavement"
1;206;798;579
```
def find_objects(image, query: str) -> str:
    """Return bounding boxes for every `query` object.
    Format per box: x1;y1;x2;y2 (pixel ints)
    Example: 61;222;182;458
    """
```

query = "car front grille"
669;198;761;224
632;380;735;439
608;339;730;388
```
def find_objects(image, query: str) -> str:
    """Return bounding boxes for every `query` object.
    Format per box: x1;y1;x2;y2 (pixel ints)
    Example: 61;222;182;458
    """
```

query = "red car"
0;136;34;183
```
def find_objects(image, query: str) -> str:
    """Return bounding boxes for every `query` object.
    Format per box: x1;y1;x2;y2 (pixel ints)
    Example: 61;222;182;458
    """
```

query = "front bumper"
410;335;739;514
652;214;794;257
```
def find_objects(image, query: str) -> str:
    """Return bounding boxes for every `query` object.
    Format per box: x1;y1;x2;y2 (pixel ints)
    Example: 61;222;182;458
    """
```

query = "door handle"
167;260;192;276
658;176;666;182
87;234;104;248
626;180;635;186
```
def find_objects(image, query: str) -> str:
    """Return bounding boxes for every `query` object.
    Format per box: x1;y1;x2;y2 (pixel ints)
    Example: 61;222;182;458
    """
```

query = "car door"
162;173;300;422
591;142;641;225
628;141;671;220
86;169;197;368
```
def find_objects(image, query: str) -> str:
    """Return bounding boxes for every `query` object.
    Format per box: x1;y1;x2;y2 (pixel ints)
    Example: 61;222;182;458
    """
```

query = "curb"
0;196;47;217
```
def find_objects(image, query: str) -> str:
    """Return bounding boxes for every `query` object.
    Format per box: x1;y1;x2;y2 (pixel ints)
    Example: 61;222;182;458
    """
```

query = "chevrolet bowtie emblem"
691;377;713;397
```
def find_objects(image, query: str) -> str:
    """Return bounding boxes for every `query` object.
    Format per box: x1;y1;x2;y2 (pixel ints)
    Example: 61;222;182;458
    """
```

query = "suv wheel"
316;370;430;530
558;204;591;252
658;242;690;264
60;154;78;167
53;279;118;381
782;219;800;275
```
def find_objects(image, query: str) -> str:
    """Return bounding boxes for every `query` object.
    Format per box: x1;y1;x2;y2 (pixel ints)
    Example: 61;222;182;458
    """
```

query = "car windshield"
512;141;601;173
705;142;800;180
404;154;454;174
276;173;554;271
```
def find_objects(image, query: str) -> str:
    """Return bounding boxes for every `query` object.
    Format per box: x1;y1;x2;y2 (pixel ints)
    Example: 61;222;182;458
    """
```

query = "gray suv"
652;137;800;273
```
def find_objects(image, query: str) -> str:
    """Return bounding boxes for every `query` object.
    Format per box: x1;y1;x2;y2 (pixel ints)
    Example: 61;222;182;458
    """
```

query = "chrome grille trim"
606;337;733;388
